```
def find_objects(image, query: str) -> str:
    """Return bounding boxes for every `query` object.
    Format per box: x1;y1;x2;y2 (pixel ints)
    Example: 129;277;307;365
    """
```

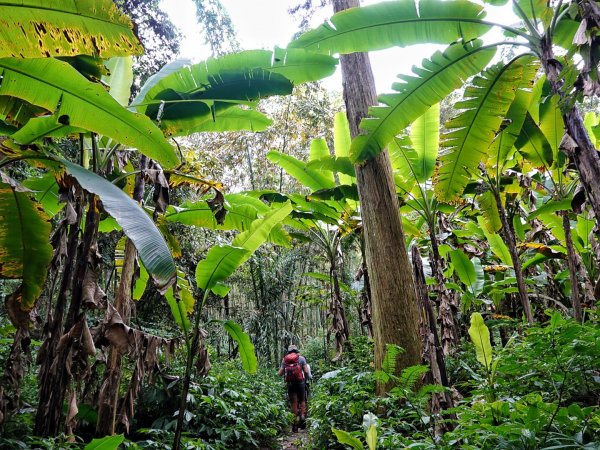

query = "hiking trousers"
287;381;307;417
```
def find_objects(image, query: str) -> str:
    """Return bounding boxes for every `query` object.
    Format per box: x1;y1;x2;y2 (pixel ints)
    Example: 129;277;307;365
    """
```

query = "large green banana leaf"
351;40;496;163
449;250;484;296
61;160;176;292
0;58;179;168
102;57;134;106
222;320;257;374
289;0;490;54
0;0;142;59
267;151;336;191
22;172;62;216
468;312;493;370
11;115;85;144
486;74;536;171
333;112;354;186
195;202;293;291
539;95;564;165
186;107;272;133
165;194;290;247
408;103;440;183
515;113;554;168
0;174;52;310
165;270;195;333
133;49;337;136
435;55;536;202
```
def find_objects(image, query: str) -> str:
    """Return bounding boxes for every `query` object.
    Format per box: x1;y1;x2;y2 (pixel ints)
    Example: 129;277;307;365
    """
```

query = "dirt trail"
279;428;308;449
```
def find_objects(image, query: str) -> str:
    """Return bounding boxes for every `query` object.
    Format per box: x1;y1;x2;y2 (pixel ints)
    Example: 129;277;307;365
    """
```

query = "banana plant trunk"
562;213;583;322
429;228;458;353
35;194;99;436
96;159;146;435
541;39;600;221
333;0;422;394
491;188;533;323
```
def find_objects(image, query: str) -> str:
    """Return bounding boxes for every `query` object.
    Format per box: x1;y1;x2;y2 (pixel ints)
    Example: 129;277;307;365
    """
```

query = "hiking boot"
299;416;307;430
292;423;298;433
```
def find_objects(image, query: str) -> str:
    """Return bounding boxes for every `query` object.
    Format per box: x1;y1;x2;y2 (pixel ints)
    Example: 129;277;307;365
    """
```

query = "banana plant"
172;201;293;450
289;0;600;298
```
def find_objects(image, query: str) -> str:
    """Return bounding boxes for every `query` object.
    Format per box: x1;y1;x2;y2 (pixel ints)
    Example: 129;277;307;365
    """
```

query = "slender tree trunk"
491;188;533;323
562;213;583;322
358;237;373;338
333;0;422;394
330;255;349;359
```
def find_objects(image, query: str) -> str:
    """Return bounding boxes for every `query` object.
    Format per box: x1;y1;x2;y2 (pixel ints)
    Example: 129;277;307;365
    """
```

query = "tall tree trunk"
333;0;422;394
330;255;349;359
491;188;533;323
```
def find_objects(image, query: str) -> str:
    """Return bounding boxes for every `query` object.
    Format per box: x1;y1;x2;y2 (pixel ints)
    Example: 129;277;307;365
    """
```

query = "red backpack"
283;352;304;384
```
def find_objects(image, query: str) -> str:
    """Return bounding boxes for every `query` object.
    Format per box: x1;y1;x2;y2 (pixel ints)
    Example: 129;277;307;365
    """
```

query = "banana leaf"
468;312;493;371
61;160;176;292
435;55;536;201
0;174;52;310
289;0;490;54
0;58;178;168
0;1;141;58
351;40;495;163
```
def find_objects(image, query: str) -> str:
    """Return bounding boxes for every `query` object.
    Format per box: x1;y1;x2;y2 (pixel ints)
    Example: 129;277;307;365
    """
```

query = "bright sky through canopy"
160;0;516;93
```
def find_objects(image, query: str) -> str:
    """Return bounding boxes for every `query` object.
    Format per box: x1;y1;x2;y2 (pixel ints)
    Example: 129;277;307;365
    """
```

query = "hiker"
278;344;310;432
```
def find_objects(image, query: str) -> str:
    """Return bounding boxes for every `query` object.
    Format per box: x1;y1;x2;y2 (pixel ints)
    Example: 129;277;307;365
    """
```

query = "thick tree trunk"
333;0;422;394
491;188;533;323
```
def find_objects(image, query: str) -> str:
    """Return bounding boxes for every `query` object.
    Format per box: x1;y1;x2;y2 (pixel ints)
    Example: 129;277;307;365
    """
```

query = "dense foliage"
0;0;599;449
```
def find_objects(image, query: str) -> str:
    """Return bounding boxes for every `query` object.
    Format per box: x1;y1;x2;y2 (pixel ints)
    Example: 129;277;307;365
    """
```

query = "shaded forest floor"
278;428;308;450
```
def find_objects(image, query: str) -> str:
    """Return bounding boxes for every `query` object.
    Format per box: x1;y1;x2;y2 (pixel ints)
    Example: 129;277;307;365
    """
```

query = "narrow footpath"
279;428;308;449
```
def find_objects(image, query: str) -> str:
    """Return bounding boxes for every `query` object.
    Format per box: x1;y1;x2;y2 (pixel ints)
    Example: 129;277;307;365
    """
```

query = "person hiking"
278;344;310;432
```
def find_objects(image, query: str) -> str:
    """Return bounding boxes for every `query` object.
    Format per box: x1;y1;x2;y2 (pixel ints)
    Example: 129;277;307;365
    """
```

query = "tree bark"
333;0;422;394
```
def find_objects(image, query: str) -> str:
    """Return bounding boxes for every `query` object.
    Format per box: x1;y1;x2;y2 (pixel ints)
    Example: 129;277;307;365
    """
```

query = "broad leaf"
0;175;52;310
267;151;336;191
409;103;440;183
435;55;536;201
83;434;124;450
289;0;490;54
0;1;141;58
22;172;62;216
134;48;337;136
165;270;195;333
309;138;335;185
165;194;290;247
449;250;483;296
583;112;597;148
61;160;176;292
334;112;354;185
195;245;250;292
351;40;496;163
539;94;564;164
11;115;85;144
0;58;178;168
468;312;492;371
103;57;134;106
222;320;257;374
306;157;356;179
477;216;512;266
486;73;537;171
196;202;293;291
332;428;364;450
515;113;554;168
188;107;273;133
